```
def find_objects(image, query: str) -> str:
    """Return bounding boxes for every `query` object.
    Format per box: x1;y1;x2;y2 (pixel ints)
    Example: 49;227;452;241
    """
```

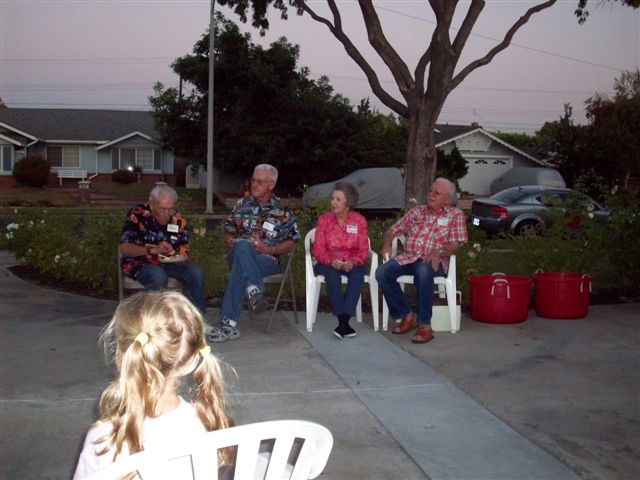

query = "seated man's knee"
375;262;388;283
233;239;254;254
415;261;436;282
185;262;205;284
140;266;169;289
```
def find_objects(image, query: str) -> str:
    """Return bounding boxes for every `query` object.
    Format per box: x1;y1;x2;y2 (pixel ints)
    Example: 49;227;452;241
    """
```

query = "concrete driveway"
1;250;638;479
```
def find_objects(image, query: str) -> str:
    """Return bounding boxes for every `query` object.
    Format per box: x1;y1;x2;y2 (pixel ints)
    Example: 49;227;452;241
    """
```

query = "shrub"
111;169;136;184
12;154;51;187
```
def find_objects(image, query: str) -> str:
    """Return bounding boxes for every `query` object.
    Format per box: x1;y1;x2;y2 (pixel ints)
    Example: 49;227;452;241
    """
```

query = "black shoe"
343;324;356;338
333;324;347;339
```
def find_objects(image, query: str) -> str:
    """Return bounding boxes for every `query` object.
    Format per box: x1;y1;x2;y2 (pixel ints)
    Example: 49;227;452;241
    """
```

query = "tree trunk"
404;98;442;207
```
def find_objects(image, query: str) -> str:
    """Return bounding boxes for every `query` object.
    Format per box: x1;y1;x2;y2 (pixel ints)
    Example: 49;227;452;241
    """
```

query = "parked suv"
468;186;609;237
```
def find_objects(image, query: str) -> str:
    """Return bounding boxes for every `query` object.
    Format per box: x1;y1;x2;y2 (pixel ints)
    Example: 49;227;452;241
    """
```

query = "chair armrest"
368;248;378;276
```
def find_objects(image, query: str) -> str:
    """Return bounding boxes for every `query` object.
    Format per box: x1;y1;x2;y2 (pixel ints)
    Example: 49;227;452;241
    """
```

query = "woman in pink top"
312;181;369;339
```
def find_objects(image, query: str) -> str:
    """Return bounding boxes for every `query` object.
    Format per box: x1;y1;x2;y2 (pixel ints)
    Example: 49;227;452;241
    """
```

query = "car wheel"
515;221;543;238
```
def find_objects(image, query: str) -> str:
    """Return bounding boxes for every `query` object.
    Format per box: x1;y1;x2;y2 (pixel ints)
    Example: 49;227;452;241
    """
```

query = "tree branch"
357;0;414;98
294;0;408;116
452;0;485;57
451;0;556;91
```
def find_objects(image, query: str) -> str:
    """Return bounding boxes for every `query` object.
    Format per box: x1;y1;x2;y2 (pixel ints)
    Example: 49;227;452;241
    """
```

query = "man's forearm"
439;242;460;256
120;243;148;257
382;229;394;250
274;239;294;255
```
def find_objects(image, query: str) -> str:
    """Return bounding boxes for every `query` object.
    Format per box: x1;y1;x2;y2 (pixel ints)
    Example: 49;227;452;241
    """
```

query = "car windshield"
490;189;532;203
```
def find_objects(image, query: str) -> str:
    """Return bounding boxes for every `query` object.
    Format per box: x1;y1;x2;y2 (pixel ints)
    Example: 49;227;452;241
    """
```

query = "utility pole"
205;0;215;213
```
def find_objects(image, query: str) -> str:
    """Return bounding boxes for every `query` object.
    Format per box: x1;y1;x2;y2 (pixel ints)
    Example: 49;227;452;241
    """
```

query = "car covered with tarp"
303;168;405;209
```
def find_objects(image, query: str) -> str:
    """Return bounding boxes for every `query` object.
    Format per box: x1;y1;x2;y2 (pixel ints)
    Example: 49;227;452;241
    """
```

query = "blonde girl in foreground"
73;290;233;479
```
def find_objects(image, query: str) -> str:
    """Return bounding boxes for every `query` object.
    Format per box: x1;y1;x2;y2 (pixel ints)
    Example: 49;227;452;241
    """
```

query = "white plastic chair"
304;228;379;332
81;419;333;480
381;236;460;333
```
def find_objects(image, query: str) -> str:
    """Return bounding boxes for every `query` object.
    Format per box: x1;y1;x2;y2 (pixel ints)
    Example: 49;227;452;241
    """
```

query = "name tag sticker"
167;224;179;233
346;224;358;234
437;218;449;227
263;220;276;232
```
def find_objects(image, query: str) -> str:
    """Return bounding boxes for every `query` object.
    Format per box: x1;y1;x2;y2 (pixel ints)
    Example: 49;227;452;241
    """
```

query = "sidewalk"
1;250;638;479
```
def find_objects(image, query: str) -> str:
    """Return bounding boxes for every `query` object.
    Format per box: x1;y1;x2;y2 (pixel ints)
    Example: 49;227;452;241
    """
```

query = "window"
47;145;80;168
1;145;13;172
119;147;154;170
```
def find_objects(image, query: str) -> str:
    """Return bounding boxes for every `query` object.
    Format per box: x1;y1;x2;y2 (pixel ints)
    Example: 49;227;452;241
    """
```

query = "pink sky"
1;1;638;132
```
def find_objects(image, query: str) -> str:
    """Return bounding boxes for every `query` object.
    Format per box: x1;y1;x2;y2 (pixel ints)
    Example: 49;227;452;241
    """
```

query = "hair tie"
198;344;210;357
134;332;149;346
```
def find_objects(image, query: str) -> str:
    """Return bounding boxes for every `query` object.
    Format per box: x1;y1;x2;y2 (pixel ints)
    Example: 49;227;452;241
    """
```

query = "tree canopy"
149;13;406;194
538;69;640;194
216;0;638;205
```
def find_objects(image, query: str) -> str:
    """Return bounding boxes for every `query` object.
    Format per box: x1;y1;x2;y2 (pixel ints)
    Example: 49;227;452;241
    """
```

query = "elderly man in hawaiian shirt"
120;185;206;314
376;177;468;344
208;163;300;343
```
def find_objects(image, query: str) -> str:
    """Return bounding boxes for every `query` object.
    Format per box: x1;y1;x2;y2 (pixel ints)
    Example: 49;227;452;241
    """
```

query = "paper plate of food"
158;254;186;263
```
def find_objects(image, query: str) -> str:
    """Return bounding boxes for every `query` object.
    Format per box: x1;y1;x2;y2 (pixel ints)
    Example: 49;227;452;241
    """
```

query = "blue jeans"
375;259;444;325
136;261;206;314
315;263;365;318
220;240;280;322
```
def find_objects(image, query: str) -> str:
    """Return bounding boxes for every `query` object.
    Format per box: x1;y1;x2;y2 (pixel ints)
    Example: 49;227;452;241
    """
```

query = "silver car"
468;186;609;237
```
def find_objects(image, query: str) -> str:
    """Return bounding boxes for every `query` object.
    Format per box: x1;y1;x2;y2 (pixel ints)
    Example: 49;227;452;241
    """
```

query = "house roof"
0;108;157;142
434;123;544;164
433;124;478;145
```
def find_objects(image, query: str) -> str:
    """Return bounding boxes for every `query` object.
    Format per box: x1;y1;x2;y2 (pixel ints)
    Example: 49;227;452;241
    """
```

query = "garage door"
459;156;512;195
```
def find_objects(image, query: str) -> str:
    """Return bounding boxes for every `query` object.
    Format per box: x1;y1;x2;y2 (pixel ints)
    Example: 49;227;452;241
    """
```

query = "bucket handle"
534;268;544;274
492;272;506;276
491;278;510;299
580;274;592;293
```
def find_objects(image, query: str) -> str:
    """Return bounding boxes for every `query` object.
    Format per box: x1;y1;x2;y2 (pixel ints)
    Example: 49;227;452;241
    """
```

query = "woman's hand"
342;260;354;272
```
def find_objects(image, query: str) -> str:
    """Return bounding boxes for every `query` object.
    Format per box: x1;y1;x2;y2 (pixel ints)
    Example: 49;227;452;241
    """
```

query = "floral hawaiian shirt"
224;195;300;250
120;203;189;277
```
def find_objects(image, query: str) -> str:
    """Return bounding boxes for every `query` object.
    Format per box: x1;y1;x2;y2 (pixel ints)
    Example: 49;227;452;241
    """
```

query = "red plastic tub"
468;274;532;323
532;271;592;319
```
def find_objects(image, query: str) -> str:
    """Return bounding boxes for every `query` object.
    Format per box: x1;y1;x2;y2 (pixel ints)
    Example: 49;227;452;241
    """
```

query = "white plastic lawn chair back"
381;235;459;333
304;228;379;332
82;420;333;480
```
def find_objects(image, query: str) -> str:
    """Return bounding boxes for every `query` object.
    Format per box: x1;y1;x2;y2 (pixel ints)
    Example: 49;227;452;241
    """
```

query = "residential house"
0;108;544;197
0;108;175;188
434;123;545;196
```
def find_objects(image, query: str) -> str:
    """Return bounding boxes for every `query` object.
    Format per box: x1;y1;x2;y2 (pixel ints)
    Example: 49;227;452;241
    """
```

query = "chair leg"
306;282;316;332
289;269;299;325
371;283;379;331
310;283;321;327
446;283;459;333
382;298;389;331
356;295;362;323
265;273;288;333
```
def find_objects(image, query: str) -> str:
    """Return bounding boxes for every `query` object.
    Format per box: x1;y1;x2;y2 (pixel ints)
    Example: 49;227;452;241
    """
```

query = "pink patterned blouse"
312;210;369;267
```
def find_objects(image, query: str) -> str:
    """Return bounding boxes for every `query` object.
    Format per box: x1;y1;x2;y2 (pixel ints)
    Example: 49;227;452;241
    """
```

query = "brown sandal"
392;312;416;334
411;325;434;344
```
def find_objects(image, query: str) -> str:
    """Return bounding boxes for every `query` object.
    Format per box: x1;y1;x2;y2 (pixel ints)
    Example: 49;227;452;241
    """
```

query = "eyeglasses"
251;178;272;185
154;205;176;214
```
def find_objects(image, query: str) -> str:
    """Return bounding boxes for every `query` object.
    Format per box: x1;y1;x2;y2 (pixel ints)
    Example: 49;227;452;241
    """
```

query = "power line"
1;57;174;65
